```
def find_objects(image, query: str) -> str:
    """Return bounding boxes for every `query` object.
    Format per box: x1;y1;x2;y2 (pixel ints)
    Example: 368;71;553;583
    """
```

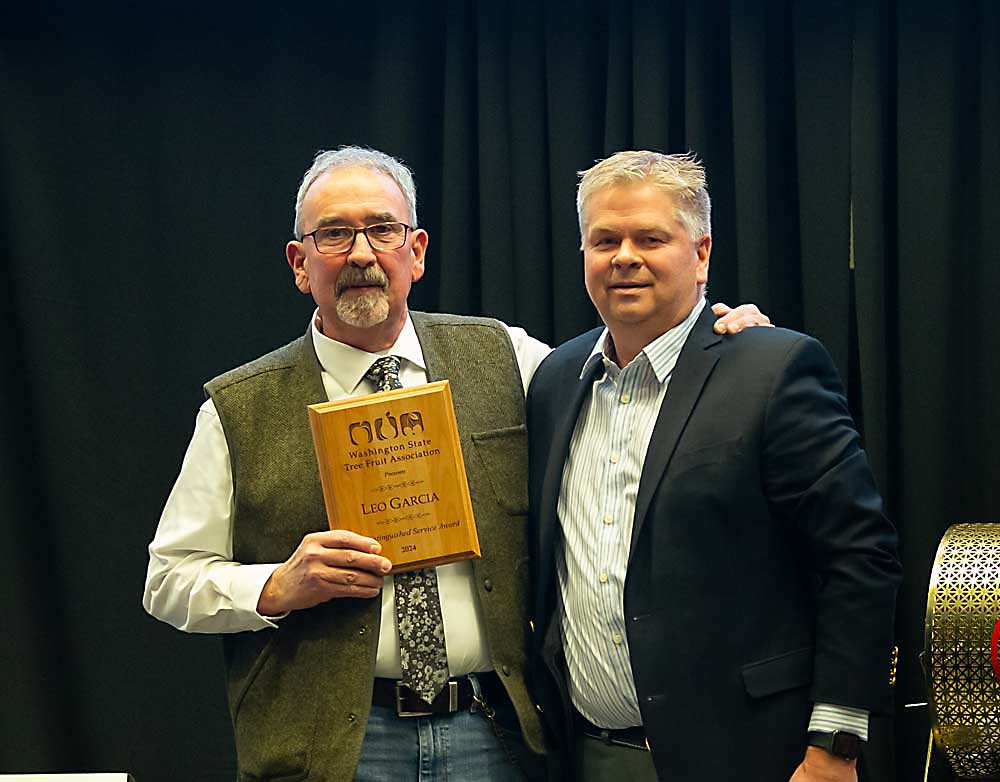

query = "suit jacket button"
484;579;493;592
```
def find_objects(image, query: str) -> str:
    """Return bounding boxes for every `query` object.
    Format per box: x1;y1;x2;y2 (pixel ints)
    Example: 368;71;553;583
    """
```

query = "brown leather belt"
575;711;650;751
372;674;496;717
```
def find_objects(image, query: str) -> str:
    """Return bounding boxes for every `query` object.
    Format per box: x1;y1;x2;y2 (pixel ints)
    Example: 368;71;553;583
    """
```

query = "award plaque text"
308;380;480;572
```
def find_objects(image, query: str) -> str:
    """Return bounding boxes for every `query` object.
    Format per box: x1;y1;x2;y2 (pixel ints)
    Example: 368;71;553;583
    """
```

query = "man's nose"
612;239;641;267
347;230;377;265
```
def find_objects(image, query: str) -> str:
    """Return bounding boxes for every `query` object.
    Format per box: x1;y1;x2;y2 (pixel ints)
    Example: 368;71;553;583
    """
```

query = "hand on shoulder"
711;301;773;333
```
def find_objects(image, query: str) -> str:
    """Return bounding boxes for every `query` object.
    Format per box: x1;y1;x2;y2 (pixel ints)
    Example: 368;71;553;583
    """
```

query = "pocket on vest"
238;759;308;782
230;631;317;781
471;424;529;515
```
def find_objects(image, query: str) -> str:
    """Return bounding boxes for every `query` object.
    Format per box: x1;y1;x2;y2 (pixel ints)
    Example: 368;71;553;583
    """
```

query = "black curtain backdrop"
1;1;997;781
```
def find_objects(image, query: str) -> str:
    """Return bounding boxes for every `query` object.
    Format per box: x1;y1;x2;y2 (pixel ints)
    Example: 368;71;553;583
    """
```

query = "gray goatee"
336;266;390;328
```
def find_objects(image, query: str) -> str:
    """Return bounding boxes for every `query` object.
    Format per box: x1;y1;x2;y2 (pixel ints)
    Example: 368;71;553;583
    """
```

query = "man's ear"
286;241;310;293
696;235;711;284
410;228;429;282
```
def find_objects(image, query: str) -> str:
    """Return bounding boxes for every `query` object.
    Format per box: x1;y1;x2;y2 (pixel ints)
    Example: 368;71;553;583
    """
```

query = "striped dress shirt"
557;298;706;728
556;297;869;740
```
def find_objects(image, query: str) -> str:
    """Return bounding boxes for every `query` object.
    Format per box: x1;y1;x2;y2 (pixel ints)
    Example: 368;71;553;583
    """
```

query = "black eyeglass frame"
300;222;413;254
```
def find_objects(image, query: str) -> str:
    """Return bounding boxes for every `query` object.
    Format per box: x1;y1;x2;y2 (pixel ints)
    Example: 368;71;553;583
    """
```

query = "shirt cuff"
808;703;869;741
229;563;287;627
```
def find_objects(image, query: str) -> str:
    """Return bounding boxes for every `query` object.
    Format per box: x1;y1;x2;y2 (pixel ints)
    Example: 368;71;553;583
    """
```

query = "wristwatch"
807;730;863;760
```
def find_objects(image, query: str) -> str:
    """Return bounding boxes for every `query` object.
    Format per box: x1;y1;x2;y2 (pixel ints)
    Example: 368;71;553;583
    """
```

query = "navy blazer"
526;304;901;781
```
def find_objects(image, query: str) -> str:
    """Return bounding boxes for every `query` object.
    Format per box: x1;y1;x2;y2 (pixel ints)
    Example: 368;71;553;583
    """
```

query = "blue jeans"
355;704;529;782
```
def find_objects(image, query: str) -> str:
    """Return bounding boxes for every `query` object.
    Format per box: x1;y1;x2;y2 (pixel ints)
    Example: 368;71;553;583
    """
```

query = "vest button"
348;713;357;723
502;665;511;676
484;579;493;592
359;625;367;636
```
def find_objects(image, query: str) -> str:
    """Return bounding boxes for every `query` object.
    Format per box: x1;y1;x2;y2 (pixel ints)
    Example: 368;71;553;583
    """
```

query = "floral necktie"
365;356;449;702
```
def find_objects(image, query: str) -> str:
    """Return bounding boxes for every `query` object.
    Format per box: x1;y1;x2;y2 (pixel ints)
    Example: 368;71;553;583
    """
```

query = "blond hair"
577;150;711;242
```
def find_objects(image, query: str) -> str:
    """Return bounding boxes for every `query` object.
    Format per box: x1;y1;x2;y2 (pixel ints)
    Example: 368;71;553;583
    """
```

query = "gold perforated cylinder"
925;523;1000;779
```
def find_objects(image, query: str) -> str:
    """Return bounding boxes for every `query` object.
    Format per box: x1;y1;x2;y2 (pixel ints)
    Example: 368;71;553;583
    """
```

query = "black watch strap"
807;730;863;760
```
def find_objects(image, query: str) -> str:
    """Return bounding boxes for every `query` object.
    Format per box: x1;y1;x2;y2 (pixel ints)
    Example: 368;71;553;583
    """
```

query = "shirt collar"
310;310;426;396
579;297;707;383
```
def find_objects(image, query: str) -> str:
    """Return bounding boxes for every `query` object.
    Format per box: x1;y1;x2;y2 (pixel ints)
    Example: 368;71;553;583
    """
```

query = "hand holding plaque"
308;381;481;572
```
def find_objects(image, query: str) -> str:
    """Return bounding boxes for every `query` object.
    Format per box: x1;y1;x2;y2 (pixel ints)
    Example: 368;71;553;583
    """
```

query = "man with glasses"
144;146;768;781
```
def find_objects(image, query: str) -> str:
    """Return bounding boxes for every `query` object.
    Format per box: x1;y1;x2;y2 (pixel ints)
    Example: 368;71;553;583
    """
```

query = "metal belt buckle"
610;734;648;752
395;681;458;717
591;726;649;751
395;682;432;717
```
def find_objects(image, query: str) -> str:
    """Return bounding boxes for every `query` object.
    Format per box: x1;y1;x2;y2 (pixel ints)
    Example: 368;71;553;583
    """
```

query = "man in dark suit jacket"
526;150;901;782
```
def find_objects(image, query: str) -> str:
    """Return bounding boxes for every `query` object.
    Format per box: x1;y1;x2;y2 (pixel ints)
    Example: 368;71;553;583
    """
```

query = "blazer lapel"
628;307;722;566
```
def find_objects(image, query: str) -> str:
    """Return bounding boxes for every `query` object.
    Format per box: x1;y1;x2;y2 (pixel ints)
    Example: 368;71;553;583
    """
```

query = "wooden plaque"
308;381;480;572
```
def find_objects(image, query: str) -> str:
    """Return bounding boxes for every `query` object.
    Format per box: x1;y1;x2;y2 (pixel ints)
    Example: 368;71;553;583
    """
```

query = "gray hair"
576;150;712;243
292;146;419;239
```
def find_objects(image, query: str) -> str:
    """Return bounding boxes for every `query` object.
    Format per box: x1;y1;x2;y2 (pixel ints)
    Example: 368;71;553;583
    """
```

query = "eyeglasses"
302;222;412;254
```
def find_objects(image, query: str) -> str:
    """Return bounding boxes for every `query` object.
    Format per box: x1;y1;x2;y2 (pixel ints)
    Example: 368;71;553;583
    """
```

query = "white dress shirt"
143;311;551;679
556;298;868;739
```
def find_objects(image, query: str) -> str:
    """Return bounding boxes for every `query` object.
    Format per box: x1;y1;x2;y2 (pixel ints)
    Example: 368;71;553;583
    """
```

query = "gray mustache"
336;266;389;295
